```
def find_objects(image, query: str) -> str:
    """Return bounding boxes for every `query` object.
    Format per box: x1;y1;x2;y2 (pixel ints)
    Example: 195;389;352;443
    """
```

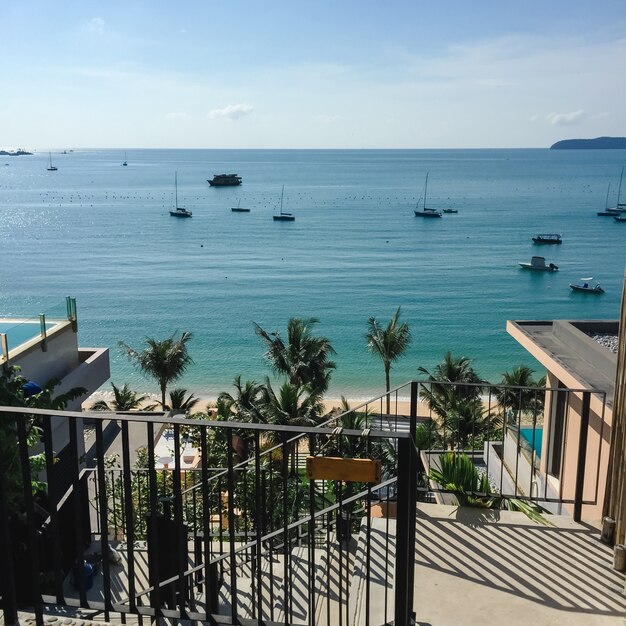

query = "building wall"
508;322;614;523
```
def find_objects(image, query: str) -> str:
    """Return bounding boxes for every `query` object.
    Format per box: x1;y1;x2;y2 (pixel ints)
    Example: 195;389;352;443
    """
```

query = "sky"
1;0;625;149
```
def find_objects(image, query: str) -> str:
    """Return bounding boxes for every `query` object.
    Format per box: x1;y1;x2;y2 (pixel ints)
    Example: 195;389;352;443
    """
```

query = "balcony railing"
0;379;606;626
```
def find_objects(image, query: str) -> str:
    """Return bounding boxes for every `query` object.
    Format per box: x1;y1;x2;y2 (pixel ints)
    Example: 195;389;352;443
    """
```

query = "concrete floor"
412;503;626;626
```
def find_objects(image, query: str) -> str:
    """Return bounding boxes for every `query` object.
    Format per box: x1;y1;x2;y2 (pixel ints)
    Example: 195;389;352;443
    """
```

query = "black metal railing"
0;378;606;626
0;399;418;626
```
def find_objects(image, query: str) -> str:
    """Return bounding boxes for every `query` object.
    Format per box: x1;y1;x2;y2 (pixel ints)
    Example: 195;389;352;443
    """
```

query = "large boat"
273;186;295;221
414;173;442;218
169;172;192;218
519;256;558;271
46;152;57;171
569;280;604;294
208;173;242;187
532;233;562;244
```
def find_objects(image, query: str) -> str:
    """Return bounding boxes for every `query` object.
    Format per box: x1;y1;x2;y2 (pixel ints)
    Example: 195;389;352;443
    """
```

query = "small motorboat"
532;233;562;244
569;279;604;294
519;256;558;271
442;208;458;214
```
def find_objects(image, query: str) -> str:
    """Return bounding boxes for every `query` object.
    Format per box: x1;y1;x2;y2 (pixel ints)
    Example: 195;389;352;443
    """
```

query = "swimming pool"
520;427;543;459
0;321;52;351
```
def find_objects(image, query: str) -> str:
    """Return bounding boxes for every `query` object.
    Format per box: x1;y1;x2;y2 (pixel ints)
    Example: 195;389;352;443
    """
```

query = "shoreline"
82;389;414;415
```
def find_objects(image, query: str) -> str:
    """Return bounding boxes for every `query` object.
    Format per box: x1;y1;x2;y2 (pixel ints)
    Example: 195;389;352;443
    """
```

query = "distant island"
550;137;626;150
0;148;33;156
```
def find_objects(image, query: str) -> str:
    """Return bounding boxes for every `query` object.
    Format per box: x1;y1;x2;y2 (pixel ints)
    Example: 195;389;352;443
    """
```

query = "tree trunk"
160;383;167;410
385;363;391;415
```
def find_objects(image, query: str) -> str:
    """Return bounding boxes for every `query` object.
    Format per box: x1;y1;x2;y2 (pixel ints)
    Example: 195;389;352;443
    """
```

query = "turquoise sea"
1;149;624;400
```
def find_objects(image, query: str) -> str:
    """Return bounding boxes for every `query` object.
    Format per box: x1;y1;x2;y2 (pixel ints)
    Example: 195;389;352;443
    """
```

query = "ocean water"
1;149;624;400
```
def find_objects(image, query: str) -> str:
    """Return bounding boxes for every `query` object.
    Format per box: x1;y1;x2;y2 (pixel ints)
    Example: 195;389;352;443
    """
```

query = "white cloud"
87;18;105;34
546;110;587;126
208;104;253;120
315;114;340;124
166;112;190;121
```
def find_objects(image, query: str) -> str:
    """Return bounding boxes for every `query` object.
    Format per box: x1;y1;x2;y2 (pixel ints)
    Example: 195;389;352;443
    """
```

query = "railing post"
0;452;18;626
410;381;418;440
394;436;416;626
0;333;8;365
39;314;47;351
573;392;591;522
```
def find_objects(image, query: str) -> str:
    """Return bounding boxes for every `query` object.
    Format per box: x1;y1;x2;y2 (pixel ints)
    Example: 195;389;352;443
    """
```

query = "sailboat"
169;172;192;218
598;166;625;216
46;152;58;171
272;186;295;221
231;199;250;212
122;151;128;166
414;173;441;217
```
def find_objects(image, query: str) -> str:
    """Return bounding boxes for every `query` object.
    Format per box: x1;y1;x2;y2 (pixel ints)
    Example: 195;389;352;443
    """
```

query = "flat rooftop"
507;320;618;407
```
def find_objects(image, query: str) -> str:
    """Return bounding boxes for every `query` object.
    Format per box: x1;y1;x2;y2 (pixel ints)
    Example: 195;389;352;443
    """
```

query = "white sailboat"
169;172;192;218
272;185;295;221
47;152;57;171
414;172;442;217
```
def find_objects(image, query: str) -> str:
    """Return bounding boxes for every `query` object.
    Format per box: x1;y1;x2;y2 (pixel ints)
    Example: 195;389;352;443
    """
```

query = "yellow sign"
306;456;381;484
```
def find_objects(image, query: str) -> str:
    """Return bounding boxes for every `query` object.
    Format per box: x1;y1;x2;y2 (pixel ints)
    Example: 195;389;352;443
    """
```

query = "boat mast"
605;182;611;210
175;172;178;208
424;172;429;210
616;166;624;208
280;185;285;215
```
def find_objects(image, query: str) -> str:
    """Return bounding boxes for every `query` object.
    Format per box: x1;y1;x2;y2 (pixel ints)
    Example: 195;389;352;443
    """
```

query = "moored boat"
442;208;458;214
532;233;562;244
519;256;558;271
47;152;57;171
169;172;192;218
414;172;442;218
231;200;250;212
208;173;242;186
273;185;295;221
569;280;604;294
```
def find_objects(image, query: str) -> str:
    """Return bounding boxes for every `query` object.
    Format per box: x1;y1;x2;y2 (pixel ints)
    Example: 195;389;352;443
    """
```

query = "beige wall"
509;324;613;523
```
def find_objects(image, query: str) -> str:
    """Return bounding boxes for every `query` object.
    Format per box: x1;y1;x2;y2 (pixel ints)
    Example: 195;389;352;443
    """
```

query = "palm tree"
365;306;411;414
260;379;324;473
91;383;154;411
254;318;336;393
417;352;483;419
119;332;193;409
496;365;545;426
217;375;265;423
165;388;200;414
418;352;489;449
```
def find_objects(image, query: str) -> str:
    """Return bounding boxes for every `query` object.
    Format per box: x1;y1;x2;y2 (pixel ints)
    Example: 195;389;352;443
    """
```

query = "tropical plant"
254;317;336;393
119;331;193;409
418;352;492;449
90;382;154;411
165;387;200;414
365;306;411;414
429;451;551;525
260;379;324;473
418;351;484;415
217;375;265;423
0;365;86;509
496;366;545;425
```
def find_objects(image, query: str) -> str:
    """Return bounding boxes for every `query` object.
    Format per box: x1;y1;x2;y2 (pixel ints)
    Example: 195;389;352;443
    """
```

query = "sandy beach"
83;390;415;417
